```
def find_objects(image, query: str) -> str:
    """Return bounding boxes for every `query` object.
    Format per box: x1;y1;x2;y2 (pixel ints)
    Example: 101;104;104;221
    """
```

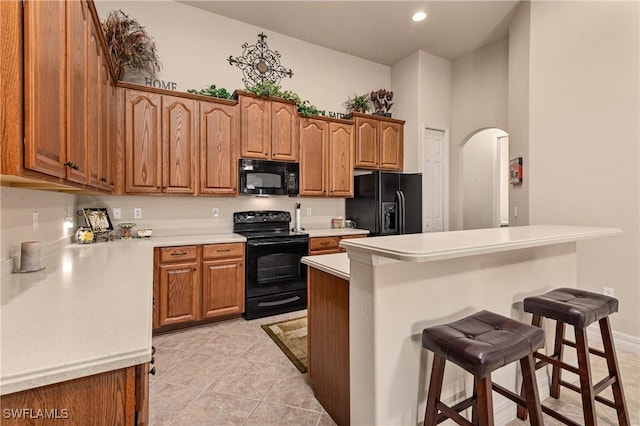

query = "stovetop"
233;210;307;240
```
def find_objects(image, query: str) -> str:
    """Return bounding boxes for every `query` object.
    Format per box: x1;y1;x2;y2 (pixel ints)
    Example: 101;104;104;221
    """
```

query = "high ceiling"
177;1;521;65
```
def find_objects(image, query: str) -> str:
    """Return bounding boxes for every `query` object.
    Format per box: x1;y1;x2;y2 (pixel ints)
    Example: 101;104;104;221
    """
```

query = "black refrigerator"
346;171;422;236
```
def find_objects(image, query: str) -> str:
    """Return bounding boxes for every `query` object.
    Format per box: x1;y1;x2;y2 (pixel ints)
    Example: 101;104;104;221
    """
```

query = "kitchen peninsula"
302;224;621;426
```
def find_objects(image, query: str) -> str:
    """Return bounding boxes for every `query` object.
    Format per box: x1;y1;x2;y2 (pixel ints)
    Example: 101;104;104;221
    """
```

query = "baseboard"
587;325;640;355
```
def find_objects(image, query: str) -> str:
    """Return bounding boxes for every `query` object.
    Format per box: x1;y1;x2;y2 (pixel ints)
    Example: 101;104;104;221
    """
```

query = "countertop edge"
1;348;151;396
339;226;622;262
302;253;350;281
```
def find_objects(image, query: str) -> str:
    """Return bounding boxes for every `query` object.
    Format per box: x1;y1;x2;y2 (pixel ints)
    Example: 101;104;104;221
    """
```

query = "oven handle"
257;296;301;307
247;238;309;247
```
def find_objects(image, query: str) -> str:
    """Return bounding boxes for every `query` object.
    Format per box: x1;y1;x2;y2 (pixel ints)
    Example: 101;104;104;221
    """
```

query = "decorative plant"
187;84;232;99
245;83;325;117
343;93;371;114
101;10;162;80
370;89;394;117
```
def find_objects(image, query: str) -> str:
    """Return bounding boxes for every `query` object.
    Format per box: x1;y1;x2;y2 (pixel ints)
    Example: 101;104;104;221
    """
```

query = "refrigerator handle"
396;190;405;234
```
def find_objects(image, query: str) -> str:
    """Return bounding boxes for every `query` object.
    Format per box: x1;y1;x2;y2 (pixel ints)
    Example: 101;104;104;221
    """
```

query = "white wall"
95;1;390;114
450;39;509;229
77;195;344;236
390;52;420;173
0;187;77;264
462;128;508;230
528;1;640;337
508;2;531;227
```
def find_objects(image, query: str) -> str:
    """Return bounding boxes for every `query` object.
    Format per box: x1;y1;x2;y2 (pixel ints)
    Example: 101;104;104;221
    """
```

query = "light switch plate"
113;208;122;219
134;208;142;219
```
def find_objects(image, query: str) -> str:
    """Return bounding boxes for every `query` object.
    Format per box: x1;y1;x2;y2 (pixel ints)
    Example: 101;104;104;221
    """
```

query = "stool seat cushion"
422;310;545;378
523;287;618;328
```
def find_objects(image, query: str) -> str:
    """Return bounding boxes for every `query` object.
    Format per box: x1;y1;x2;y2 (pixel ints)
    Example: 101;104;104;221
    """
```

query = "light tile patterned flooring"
151;311;639;425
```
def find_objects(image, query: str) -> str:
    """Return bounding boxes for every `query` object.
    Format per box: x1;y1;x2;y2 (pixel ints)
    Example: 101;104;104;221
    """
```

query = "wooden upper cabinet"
299;118;327;196
200;101;238;195
327;122;354;197
240;95;270;159
99;52;113;189
352;113;404;171
271;101;299;161
87;19;102;188
65;0;89;184
379;121;403;171
162;96;198;194
239;93;298;161
354;116;379;169
23;0;67;178
124;90;162;193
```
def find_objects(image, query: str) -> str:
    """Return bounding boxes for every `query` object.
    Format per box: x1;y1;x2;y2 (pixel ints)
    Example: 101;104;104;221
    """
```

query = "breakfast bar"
302;224;621;426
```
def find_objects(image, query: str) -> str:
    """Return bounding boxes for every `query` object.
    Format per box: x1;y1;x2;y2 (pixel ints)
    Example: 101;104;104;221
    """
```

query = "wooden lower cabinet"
308;267;350;426
202;244;245;319
309;234;367;255
0;364;149;425
153;243;245;332
156;246;201;327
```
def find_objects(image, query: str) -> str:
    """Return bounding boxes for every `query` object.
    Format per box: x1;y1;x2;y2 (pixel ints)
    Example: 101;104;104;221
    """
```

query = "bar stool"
421;310;545;426
517;288;629;426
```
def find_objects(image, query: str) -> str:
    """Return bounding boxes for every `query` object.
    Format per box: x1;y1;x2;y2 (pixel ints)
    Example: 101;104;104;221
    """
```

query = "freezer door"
346;172;379;234
399;173;423;234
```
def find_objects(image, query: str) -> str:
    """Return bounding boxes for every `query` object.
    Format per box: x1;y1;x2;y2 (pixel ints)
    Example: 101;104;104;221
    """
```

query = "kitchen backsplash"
1;187;78;263
78;195;346;237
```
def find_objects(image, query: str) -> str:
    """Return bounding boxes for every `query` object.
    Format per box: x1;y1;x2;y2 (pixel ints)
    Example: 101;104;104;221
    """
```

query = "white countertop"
306;228;369;238
1;240;153;395
339;225;622;262
0;232;250;395
301;253;350;281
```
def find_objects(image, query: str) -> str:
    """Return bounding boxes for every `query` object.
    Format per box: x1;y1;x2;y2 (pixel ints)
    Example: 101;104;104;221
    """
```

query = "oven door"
246;237;308;298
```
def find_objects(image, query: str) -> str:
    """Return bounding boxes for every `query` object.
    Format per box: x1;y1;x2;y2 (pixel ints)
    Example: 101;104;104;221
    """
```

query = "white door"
423;128;446;232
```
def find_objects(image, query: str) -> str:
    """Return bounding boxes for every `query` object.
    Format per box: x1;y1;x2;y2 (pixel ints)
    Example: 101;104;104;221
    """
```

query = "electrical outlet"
32;211;39;231
306;208;312;216
134;208;142;219
603;287;615;297
113;208;122;220
212;208;219;218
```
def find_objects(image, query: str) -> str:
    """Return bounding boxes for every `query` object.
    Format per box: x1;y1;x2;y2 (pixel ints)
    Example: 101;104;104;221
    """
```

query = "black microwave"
239;159;299;196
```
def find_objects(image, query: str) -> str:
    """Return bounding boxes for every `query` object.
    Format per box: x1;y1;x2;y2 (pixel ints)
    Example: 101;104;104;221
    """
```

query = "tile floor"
151;311;639;425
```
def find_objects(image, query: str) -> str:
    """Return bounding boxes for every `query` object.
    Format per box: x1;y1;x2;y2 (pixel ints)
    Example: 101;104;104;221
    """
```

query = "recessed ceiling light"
412;11;427;22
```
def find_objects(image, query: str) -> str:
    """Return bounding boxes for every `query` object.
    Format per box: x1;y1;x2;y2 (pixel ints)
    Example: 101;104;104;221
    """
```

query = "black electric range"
233;211;309;319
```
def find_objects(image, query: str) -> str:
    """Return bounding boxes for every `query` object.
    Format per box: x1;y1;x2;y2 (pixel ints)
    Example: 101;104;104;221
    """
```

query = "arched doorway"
461;128;509;230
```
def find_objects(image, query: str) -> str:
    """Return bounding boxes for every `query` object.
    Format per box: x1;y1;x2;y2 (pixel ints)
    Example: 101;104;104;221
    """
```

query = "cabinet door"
23;0;66;177
200;102;238;195
202;258;244;319
65;0;89;184
379;121;403;170
240;96;270;159
327;122;354;197
125;91;162;193
87;21;102;188
299;118;327;196
271;101;299;161
354;116;378;168
99;53;112;190
162;96;198;194
158;262;200;326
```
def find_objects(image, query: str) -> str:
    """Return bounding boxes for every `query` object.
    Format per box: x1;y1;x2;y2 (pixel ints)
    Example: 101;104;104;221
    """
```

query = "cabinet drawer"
203;243;244;260
310;237;341;252
158;246;198;263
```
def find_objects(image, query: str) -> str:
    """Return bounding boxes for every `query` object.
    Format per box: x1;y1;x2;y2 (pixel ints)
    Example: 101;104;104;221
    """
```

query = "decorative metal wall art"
227;32;294;87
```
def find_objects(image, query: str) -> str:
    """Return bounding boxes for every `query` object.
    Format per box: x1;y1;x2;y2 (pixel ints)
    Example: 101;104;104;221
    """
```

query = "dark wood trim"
118;81;238;105
346;111;406;125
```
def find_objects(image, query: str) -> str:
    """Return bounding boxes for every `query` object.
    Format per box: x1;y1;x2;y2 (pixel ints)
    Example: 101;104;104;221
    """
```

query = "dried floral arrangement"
101;10;162;80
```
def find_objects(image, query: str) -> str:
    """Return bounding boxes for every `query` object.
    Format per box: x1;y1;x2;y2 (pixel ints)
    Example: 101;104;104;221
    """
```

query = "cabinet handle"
192;268;197;271
320;241;329;246
149;367;156;375
171;250;188;256
150;357;155;365
64;161;79;170
152;346;156;355
216;249;231;253
100;177;107;182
